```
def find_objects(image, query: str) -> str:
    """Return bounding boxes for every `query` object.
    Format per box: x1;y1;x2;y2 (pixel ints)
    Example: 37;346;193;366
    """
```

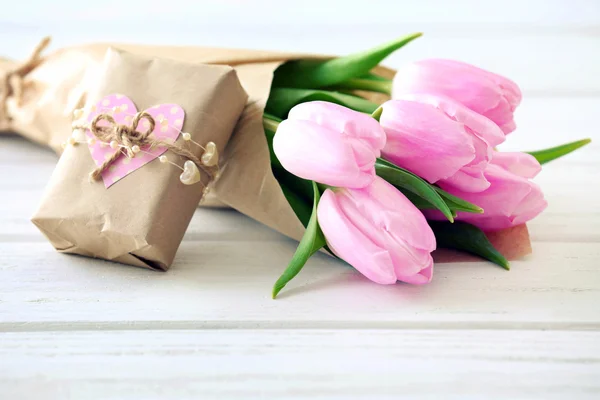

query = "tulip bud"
429;152;547;231
392;59;522;134
273;101;386;188
317;176;436;285
380;95;505;193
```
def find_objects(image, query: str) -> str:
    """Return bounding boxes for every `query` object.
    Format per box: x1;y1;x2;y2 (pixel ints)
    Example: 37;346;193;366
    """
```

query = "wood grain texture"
1;239;599;328
1;329;600;400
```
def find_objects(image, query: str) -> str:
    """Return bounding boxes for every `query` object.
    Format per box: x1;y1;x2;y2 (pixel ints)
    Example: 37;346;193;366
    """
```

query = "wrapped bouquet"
0;34;590;297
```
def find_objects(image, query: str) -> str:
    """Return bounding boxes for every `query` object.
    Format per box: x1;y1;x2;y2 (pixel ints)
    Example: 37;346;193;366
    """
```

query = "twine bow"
0;36;51;124
79;111;203;181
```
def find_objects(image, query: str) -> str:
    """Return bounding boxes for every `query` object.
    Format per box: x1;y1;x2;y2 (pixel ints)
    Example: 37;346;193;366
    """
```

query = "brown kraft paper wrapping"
3;40;531;260
31;48;248;269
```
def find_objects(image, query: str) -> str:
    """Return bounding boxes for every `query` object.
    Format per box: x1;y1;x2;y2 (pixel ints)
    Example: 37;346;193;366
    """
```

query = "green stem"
263;114;281;133
329;78;392;95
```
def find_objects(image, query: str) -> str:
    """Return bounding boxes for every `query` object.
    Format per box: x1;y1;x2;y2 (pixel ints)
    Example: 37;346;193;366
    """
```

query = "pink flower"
317;176;436;285
392;59;522;134
380;95;505;193
434;152;547;231
273;101;386;188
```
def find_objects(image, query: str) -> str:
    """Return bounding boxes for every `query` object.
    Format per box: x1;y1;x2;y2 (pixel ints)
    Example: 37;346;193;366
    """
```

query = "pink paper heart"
85;94;186;188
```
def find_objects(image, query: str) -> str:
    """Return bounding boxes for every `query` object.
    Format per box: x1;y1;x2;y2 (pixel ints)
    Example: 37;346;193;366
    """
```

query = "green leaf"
434;187;483;214
272;181;326;299
358;72;391;82
327;78;392;95
526;138;591;165
429;221;510;270
263;128;280;168
266;88;378;119
272;32;422;88
279;181;312;228
273;167;314;204
275;170;339;259
371;106;383;122
263;113;283;167
395;188;454;218
375;159;454;222
398;187;440;208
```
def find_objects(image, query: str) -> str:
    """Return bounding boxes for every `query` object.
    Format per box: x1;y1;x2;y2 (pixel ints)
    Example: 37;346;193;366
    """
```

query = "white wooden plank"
0;240;598;328
1;329;599;400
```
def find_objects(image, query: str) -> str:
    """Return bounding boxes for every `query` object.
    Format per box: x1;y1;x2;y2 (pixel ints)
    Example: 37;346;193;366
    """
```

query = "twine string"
0;36;51;122
74;111;205;181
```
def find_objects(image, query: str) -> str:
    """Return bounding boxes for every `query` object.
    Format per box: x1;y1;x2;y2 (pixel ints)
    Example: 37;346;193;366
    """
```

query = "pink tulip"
490;151;542;179
392;59;522;134
380;94;505;193
433;152;547;231
317;176;436;285
273;101;386;188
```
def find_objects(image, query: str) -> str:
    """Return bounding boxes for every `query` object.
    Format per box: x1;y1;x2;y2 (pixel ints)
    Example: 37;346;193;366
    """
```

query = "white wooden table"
1;1;600;398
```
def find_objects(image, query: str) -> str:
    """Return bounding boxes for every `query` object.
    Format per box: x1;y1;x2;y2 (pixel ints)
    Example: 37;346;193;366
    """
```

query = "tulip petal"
317;189;398;284
444;164;547;231
438;131;492;192
318;179;436;285
440;167;490;193
398;93;506;147
380;100;477;185
511;181;547;226
274;119;375;188
432;59;522;110
392;59;521;134
457;165;531;218
395;251;434;285
289;101;386;152
362;177;436;252
492;152;542;179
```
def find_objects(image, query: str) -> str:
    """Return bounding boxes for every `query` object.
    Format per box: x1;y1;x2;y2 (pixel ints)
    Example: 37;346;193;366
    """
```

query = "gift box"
31;48;248;269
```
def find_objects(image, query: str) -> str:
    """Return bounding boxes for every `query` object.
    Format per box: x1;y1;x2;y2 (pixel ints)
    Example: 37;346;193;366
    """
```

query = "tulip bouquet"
0;34;591;289
263;33;591;298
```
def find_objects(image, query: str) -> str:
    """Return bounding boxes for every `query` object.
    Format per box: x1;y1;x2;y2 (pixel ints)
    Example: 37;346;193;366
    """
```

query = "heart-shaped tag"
84;94;186;188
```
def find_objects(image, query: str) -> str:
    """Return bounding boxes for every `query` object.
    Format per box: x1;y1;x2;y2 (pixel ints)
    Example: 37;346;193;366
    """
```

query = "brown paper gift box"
2;40;530;261
31;48;248;269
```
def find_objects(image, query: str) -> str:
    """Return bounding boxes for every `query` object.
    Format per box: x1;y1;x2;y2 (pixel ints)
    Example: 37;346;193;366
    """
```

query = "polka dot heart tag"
86;94;185;188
